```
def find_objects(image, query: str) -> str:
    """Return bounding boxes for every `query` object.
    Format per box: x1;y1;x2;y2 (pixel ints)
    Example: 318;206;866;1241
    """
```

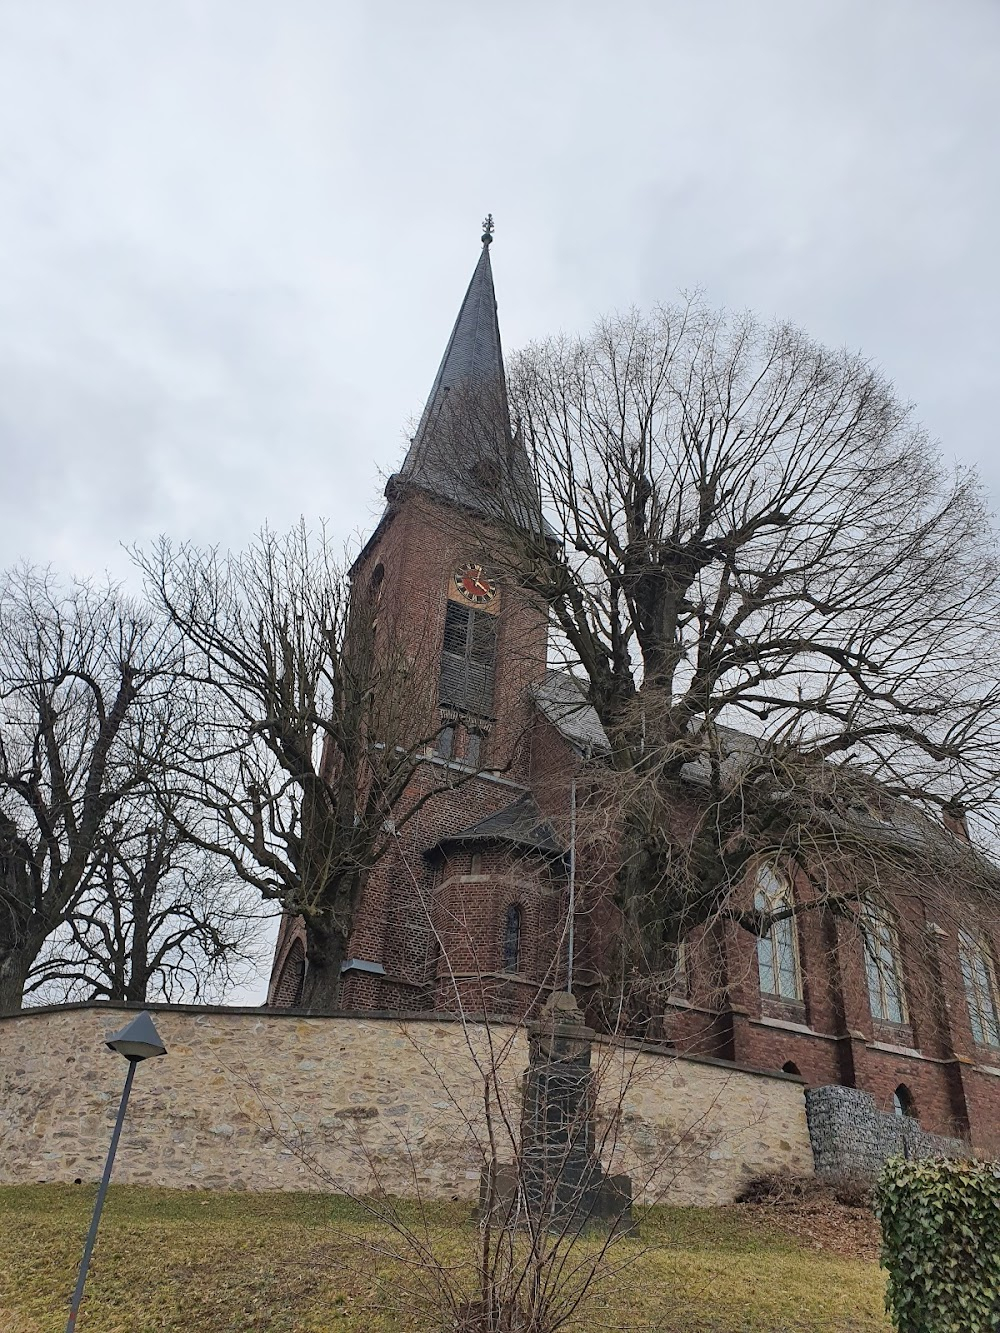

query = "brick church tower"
268;221;594;1017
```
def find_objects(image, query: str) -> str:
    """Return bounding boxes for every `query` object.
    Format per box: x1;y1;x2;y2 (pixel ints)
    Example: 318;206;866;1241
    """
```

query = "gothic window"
465;730;483;768
893;1084;916;1119
439;602;497;716
664;938;688;999
503;904;522;974
958;929;1000;1048
861;908;908;1025
366;563;385;631
755;867;802;1001
470;852;483;876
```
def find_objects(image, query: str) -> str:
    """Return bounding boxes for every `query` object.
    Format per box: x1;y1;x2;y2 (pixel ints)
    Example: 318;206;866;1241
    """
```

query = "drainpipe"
567;773;577;995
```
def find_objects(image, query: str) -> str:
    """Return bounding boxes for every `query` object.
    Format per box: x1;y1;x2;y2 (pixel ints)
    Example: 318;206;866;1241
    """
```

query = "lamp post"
65;1011;168;1333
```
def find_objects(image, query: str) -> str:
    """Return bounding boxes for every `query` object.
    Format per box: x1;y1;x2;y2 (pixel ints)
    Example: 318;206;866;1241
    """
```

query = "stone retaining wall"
805;1084;966;1177
0;1004;812;1204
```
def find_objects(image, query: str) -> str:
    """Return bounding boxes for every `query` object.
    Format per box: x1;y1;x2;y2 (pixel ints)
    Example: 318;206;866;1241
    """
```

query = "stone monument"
480;991;635;1235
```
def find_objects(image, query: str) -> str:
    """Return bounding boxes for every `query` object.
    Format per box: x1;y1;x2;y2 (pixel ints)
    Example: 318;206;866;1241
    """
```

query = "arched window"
893;1084;917;1119
665;938;688;999
958;929;1000;1048
367;563;385;629
273;939;305;1008
755;867;802;1000
465;730;484;768
861;908;907;1025
503;904;522;974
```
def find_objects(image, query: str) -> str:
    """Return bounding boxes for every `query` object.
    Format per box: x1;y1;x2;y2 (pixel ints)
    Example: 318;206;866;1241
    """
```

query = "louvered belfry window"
439;602;497;716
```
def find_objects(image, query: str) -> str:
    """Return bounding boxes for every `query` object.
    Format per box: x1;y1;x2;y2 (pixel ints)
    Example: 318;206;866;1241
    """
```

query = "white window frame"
958;928;1000;1048
861;908;908;1026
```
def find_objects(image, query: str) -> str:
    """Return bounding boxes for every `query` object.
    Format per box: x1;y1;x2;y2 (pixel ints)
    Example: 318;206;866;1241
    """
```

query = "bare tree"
459;300;1000;986
246;854;750;1333
25;798;266;1004
0;566;177;1013
136;523;458;1011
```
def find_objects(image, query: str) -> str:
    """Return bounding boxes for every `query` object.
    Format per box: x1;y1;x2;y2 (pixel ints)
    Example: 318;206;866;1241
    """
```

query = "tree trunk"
0;946;33;1016
298;917;349;1013
124;972;149;1004
126;889;150;1003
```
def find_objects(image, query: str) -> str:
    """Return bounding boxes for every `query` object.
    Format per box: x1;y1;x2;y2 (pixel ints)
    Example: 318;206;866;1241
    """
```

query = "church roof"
388;220;546;532
532;670;611;757
429;793;564;858
405;229;509;464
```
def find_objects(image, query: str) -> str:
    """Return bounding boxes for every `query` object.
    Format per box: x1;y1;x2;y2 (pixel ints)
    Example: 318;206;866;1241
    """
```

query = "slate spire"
390;219;540;528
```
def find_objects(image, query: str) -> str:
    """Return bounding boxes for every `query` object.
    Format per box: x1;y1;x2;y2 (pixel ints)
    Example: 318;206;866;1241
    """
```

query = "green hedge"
876;1157;1000;1332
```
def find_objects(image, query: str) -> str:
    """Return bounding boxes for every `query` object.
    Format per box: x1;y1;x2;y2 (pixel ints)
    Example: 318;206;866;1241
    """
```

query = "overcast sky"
3;0;998;999
2;0;998;582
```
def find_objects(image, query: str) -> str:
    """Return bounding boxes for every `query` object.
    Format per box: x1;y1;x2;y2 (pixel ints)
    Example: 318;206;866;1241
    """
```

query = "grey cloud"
1;0;998;998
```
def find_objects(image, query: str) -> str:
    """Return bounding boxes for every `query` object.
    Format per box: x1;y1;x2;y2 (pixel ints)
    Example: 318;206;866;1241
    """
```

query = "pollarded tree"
0;566;178;1013
136;523;458;1011
471;300;1000;985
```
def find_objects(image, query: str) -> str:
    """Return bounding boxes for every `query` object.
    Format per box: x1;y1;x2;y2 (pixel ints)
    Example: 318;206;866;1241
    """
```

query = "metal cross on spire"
481;213;494;246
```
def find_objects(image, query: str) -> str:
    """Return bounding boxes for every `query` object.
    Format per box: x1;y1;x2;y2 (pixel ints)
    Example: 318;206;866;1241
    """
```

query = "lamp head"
105;1011;168;1061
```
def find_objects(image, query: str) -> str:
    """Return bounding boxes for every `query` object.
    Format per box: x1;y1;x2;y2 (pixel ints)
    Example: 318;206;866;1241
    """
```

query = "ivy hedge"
876;1157;1000;1332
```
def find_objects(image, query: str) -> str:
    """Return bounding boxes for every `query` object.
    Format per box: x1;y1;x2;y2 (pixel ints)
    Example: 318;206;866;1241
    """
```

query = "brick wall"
0;1004;812;1205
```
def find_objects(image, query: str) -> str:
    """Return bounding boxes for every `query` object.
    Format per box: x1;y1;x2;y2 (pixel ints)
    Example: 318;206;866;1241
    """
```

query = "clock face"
454;563;498;605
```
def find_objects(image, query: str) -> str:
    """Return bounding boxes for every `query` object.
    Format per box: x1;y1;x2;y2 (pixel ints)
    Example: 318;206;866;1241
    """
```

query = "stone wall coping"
867;1040;950;1064
422;752;529;792
7;1000;518;1025
5;1000;806;1084
590;1031;806;1084
754;1016;818;1037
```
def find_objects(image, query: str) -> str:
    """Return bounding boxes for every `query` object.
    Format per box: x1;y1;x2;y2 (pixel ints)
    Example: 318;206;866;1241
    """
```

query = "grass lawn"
0;1185;890;1332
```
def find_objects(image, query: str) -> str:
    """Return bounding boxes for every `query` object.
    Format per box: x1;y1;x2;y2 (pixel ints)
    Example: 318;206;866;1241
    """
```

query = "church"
268;223;1000;1159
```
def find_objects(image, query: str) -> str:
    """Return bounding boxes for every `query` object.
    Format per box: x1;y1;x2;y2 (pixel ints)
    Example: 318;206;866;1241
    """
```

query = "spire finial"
481;213;494;246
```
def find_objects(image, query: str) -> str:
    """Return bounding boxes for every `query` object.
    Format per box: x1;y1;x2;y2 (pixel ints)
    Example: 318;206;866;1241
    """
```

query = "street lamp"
65;1011;168;1332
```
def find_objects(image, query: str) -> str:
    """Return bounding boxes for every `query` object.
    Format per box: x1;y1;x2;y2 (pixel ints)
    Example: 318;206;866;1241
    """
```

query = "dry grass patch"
0;1185;889;1331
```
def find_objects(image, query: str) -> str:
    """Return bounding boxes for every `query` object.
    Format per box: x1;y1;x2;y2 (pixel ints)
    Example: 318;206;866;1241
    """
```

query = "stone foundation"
0;1003;812;1204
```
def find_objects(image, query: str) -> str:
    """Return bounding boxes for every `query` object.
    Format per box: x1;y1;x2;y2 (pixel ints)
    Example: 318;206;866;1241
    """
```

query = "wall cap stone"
7;1001;807;1083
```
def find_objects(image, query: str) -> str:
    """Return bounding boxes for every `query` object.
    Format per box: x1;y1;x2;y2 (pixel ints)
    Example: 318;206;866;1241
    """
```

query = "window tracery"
861;908;907;1025
755;867;802;1001
958;928;1000;1048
